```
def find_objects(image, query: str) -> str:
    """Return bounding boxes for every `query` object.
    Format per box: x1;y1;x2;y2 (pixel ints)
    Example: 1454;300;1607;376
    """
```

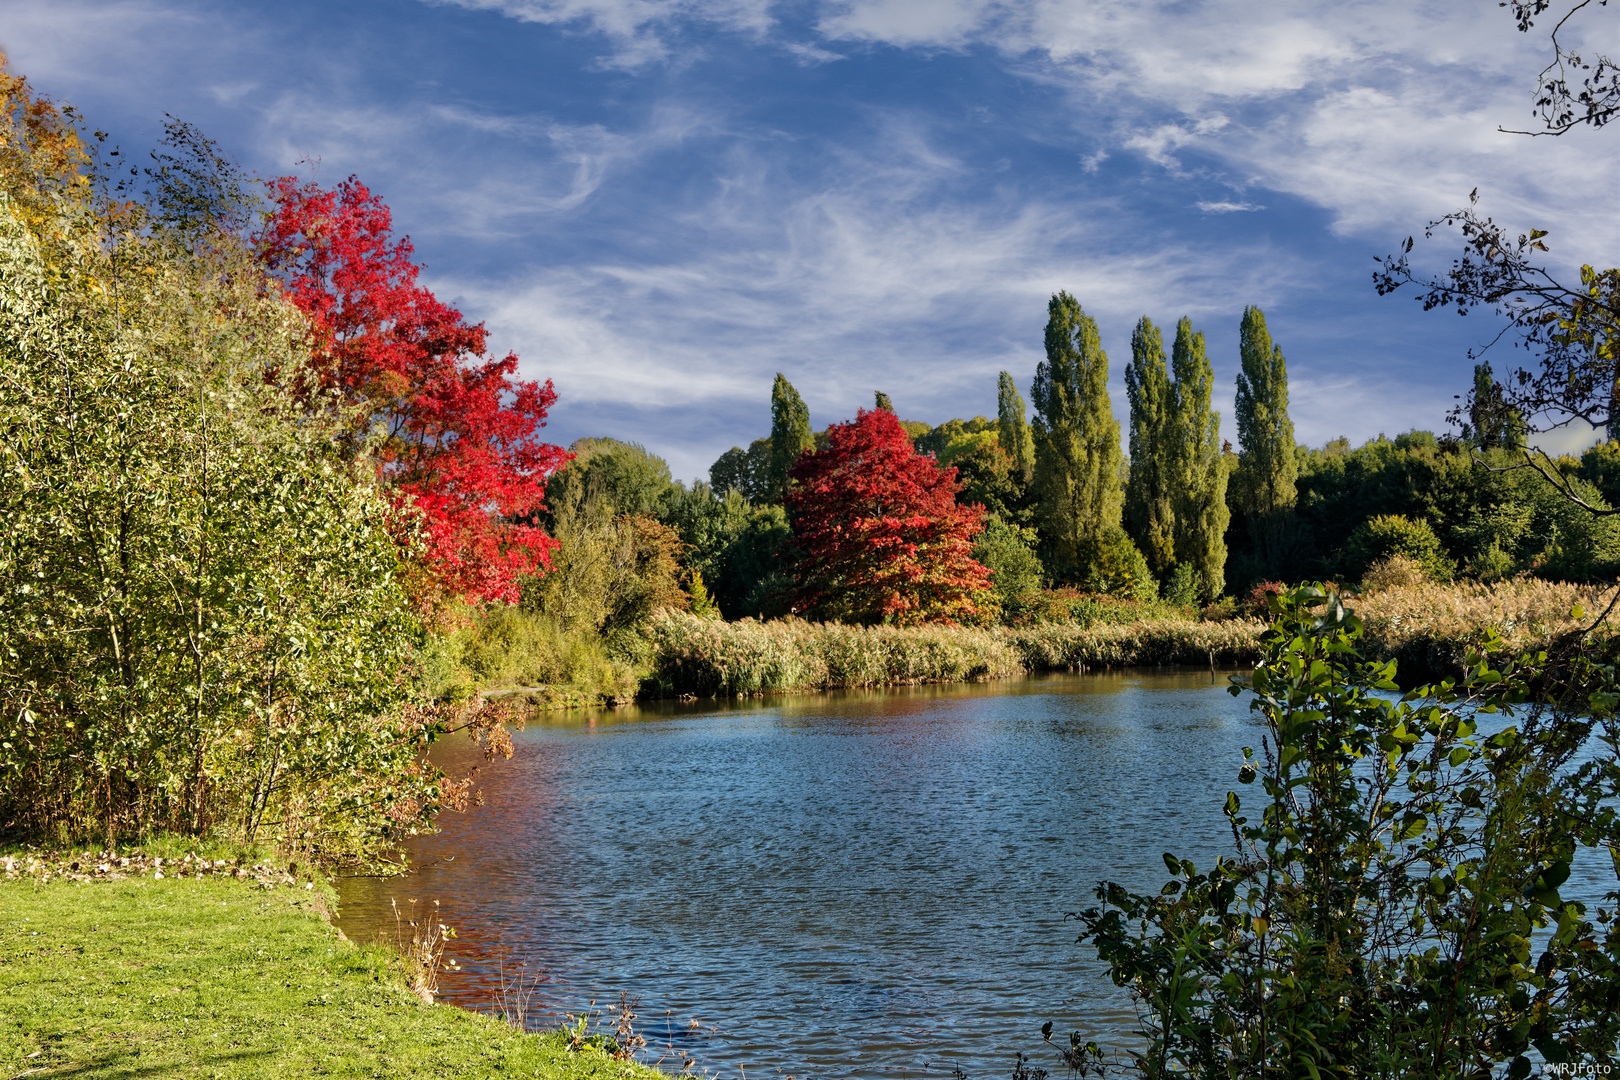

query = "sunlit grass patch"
0;872;667;1079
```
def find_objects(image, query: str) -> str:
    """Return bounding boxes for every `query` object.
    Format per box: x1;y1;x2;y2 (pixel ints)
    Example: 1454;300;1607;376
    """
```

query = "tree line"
693;299;1619;623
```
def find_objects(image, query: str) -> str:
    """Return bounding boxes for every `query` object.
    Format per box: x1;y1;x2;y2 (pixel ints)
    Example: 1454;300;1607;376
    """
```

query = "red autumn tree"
786;408;993;625
258;176;570;607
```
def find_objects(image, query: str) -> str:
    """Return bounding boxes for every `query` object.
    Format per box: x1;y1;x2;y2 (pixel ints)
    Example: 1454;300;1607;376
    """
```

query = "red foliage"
786;408;992;625
1244;579;1289;617
258;176;570;605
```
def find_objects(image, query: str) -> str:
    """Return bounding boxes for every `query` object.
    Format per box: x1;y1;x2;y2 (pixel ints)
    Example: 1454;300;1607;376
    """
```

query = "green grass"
0;873;666;1079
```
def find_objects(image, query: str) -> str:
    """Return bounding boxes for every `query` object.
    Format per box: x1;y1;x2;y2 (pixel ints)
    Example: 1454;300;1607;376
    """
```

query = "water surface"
337;669;1268;1078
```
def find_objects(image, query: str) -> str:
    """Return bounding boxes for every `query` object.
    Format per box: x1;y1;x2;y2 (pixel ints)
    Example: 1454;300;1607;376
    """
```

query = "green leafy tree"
1341;513;1457;583
1168;318;1229;601
767;374;814;502
718;503;795;619
916;416;991;460
709;437;771;502
1233;306;1300;577
951;439;1026;524
1579;440;1620;506
0;183;428;855
1032;291;1127;584
973;517;1045;611
998;371;1036;484
875;390;894;413
1234;305;1298;516
1125;316;1177;577
544;437;674;522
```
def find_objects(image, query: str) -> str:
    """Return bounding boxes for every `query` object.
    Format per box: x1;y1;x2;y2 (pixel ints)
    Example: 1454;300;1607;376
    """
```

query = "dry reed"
646;610;1265;696
1354;577;1616;679
647;578;1618;697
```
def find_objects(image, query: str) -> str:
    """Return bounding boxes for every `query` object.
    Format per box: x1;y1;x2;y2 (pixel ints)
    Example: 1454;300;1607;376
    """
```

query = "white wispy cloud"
1196;200;1263;214
431;116;1313;477
424;0;775;66
807;0;1617;269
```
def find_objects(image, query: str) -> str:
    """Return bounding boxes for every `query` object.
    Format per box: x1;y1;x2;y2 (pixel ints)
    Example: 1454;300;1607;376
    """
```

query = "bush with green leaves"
1341;513;1455;583
1163;562;1202;607
0;193;433;859
974;517;1045;609
1075;585;1620;1077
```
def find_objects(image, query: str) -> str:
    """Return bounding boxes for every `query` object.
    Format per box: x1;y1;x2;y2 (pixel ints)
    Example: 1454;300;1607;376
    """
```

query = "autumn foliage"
786;408;992;625
258;176;568;606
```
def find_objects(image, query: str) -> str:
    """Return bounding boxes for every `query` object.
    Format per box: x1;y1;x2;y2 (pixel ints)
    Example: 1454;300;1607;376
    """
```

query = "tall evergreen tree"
1169;317;1229;600
1233;306;1297;515
1031;291;1125;579
1233;306;1299;577
874;390;894;413
1124;316;1176;577
767;373;814;501
996;371;1035;484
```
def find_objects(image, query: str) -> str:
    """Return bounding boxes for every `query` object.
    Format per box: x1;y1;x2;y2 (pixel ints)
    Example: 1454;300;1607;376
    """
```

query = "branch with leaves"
1499;0;1618;136
1376;192;1620;438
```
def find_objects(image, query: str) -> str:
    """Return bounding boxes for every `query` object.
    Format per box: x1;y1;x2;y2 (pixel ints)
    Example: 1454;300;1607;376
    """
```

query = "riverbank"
457;578;1614;706
0;852;668;1080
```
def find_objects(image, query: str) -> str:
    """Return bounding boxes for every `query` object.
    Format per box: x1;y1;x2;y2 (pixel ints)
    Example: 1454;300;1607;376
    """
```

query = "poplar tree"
1233;306;1299;576
996;371;1035;484
767;373;814;501
875;391;894;413
1233;306;1297;515
1169;317;1229;600
1031;292;1124;579
1124;317;1176;577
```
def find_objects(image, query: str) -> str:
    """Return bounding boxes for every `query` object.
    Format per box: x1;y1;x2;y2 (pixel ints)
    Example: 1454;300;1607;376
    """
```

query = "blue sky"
2;0;1615;481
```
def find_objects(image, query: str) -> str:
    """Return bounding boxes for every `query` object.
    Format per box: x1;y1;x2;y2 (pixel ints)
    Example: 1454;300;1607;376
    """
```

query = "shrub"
974;517;1045;609
1341;513;1455;583
1075;585;1620;1075
1163;562;1202;607
1079;529;1160;602
1359;552;1428;594
1243;579;1288;617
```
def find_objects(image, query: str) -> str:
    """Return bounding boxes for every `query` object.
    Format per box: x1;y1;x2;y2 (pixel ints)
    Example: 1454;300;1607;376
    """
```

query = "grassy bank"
0;853;666;1080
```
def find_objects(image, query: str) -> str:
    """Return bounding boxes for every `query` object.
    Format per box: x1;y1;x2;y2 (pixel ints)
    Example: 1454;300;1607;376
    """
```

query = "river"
336;668;1265;1079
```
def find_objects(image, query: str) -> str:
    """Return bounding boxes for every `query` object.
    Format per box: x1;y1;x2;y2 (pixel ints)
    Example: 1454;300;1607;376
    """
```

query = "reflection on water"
338;669;1264;1079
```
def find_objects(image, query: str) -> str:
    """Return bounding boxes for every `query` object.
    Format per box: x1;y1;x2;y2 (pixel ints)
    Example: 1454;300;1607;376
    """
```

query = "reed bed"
646;578;1619;699
1354;578;1616;680
1007;618;1268;671
645;612;1022;695
646;610;1265;696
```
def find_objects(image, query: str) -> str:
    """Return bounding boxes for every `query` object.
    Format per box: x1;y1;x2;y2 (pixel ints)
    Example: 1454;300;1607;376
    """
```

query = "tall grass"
1355;577;1615;680
646;610;1266;696
1008;618;1269;670
645;578;1618;698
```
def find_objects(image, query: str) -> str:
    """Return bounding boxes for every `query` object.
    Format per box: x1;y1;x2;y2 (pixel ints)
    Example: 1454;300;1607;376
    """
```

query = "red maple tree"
786;408;992;625
258;176;569;607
